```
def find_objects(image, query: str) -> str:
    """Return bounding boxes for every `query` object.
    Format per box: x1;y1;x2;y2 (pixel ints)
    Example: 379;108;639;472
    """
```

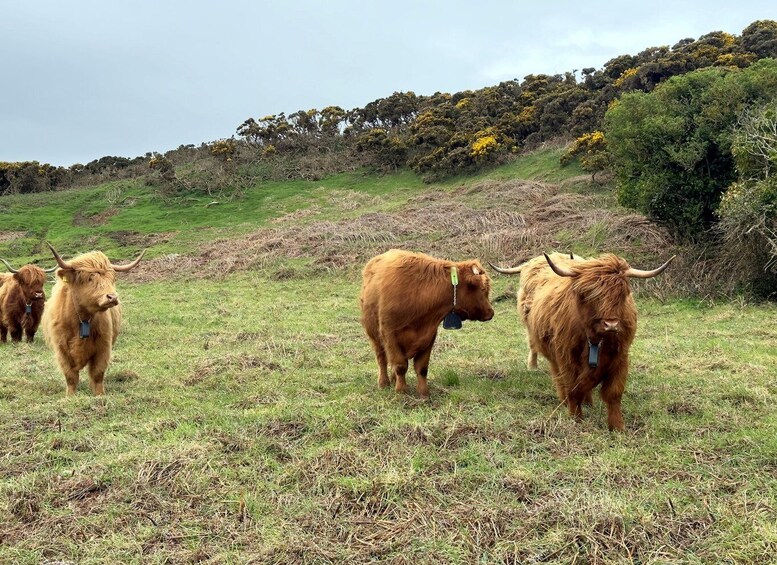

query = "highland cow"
0;259;56;343
360;249;494;398
42;243;144;395
492;252;673;430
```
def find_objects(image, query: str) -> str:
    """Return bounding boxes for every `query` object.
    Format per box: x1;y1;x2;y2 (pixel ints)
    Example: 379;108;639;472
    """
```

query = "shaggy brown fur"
523;253;647;430
42;250;141;395
0;265;47;343
511;253;583;370
360;249;494;398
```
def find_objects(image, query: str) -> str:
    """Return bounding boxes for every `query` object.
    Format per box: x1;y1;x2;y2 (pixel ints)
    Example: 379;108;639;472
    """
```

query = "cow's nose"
484;308;495;321
106;294;118;302
34;291;44;299
604;320;620;332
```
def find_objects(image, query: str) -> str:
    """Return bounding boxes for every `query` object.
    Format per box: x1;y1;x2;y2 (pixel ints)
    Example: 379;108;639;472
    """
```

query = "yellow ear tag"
62;276;68;283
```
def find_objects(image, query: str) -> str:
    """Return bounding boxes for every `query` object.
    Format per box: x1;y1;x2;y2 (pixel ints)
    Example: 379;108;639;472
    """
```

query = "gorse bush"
717;101;777;297
560;131;609;180
604;59;777;239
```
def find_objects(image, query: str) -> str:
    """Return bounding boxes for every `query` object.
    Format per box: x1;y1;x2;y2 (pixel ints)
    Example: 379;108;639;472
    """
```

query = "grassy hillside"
0;148;581;263
1;150;776;563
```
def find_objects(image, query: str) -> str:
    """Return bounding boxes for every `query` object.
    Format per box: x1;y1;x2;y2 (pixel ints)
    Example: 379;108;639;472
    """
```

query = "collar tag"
79;320;91;339
26;304;32;314
588;340;602;368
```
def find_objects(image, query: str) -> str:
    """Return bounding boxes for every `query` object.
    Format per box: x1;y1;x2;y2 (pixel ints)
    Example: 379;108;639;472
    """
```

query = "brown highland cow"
0;259;56;343
360;249;494;398
492;252;673;430
42;243;144;395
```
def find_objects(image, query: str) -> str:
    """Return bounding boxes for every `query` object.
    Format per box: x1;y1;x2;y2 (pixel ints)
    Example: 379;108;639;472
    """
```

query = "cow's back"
518;254;576;325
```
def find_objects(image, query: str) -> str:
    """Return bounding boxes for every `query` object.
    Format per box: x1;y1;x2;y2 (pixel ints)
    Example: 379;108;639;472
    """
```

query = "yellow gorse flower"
471;135;498;158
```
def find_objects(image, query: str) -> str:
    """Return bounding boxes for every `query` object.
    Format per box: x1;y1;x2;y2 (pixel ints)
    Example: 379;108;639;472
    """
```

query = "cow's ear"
56;268;75;283
472;266;480;275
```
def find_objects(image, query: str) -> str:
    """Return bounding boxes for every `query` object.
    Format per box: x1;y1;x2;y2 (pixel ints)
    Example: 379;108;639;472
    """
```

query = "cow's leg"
88;351;110;396
0;323;7;343
527;349;538;370
548;361;567;401
391;359;409;393
413;344;434;400
382;335;409;394
54;349;82;395
583;390;594;406
526;334;539;370
568;373;599;422
368;337;390;389
600;366;627;432
25;318;40;343
10;323;22;342
64;367;80;396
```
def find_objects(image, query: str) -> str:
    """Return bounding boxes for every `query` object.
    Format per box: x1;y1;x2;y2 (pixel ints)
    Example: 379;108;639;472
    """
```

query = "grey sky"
2;1;775;167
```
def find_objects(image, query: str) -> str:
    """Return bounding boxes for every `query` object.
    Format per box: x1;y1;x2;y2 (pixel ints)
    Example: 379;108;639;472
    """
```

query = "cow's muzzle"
100;294;120;309
603;320;620;333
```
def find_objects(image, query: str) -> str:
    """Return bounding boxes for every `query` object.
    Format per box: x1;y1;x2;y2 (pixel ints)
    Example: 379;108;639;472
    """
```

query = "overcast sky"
2;1;775;167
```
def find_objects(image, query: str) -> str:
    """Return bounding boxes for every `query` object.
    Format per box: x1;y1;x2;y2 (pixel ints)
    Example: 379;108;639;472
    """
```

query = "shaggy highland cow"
0;259;56;343
492;252;673;430
42;244;144;395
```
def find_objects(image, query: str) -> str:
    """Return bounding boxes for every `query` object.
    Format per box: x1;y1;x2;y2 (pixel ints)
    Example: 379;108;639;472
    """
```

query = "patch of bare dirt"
0;231;25;243
73;208;118;227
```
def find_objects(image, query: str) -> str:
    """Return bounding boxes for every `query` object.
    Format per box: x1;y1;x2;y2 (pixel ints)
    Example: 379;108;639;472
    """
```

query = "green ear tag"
444;266;462;330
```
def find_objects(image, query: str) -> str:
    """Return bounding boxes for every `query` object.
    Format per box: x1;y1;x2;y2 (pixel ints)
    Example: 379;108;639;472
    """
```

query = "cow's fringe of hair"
568;254;632;306
56;252;117;280
9;265;47;288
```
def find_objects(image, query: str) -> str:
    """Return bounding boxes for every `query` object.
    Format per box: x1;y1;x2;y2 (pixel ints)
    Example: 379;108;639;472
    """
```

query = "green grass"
1;147;776;562
1;274;776;563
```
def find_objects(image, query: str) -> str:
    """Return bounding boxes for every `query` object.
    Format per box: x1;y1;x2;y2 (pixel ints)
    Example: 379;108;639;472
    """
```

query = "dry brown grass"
127;179;676;289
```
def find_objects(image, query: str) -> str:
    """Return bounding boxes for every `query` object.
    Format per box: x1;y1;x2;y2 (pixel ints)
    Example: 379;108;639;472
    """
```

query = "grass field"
1;149;776;563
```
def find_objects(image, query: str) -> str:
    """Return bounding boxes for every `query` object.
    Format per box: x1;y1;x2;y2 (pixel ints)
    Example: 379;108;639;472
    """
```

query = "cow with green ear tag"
41;243;145;396
360;249;494;399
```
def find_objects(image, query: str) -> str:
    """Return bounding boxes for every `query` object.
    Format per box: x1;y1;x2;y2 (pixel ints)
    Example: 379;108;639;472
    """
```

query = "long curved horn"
43;265;59;273
110;249;146;272
0;258;18;273
625;255;676;279
488;262;523;275
544;253;576;277
47;242;74;270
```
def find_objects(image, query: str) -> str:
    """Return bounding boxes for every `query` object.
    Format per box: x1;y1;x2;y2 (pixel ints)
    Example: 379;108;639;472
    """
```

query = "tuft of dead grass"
127;179;676;286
